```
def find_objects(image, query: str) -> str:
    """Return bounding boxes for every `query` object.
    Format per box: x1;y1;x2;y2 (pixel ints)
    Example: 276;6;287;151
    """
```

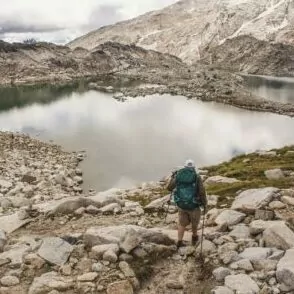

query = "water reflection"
245;75;294;104
1;90;294;192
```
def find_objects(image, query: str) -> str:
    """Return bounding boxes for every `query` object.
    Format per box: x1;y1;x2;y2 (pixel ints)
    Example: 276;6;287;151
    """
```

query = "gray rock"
249;220;285;235
255;209;274;221
0;243;31;266
144;195;169;212
119;228;142;253
38;237;73;266
85;205;100;215
90;244;119;259
166;281;184;289
229;225;250;239
215;210;246;226
264;169;284;180
252;259;278;271
196;239;217;256
106;280;133;294
92;262;104;272
230;259;254;272
77;272;98;282
119;261;136;277
205;176;240;185
225;274;259;293
239;247;272;261
213;267;231;282
207;195;219;206
0;212;31;234
132;247;148;259
0;275;20;286
222;251;239;265
0;180;12;189
211;286;234;294
103;250;118;263
84;225;174;247
100;203;121;214
231;188;278;213
281;196;294;206
269;201;286;210
119;253;134;262
268;250;285;260
28;272;73;294
0;230;7;252
263;223;294;250
276;249;294;291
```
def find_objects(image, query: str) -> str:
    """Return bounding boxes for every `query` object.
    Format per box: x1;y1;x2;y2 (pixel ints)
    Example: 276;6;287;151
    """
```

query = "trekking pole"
199;207;206;265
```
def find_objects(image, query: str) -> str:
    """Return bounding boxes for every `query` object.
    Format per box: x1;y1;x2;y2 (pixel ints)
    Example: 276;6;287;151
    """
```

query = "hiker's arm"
197;176;207;208
166;173;176;192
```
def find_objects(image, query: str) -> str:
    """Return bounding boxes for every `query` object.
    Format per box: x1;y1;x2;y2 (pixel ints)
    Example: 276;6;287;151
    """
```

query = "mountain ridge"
68;0;294;64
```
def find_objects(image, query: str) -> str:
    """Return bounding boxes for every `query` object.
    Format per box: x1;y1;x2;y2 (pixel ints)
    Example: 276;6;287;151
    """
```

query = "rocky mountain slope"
200;35;294;76
68;0;294;64
0;41;184;86
0;131;294;293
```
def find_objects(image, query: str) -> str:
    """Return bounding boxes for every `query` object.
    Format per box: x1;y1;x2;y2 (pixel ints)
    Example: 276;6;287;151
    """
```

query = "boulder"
281;196;294;206
264;169;284;180
255;209;274;221
0;230;7;252
225;274;259;293
84;225;174;247
107;280;133;294
263;223;294;250
90;244;119;259
119;261;136;277
103;250;118;263
77;272;98;282
215;210;246;226
276;249;294;291
213;267;231;282
269;201;286;209
249;220;285;235
0;276;20;286
229;225;250;239
100;203;121;214
231;188;278;213
38;237;73;266
252;259;278;271
0;213;31;234
119;228;142;253
230;259;253;272
196;239;217;256
205;176;240;185
0;180;12;189
0;243;31;266
28;272;73;294
211;286;234;294
239;247;272;261
144;195;169;212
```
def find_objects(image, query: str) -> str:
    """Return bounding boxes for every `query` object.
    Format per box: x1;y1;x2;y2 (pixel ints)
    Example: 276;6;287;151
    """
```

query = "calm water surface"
1;84;294;191
245;75;294;104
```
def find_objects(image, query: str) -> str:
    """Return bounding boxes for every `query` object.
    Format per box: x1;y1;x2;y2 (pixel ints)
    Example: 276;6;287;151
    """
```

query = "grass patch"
204;145;294;206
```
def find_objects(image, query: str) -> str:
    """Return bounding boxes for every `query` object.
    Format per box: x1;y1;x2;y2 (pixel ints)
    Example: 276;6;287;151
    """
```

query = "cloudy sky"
0;0;177;44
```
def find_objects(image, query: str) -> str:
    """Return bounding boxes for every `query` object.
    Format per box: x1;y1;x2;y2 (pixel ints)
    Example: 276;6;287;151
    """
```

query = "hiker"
167;159;207;247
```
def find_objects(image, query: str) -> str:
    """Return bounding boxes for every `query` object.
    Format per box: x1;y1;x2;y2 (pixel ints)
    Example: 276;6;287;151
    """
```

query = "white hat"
184;159;195;168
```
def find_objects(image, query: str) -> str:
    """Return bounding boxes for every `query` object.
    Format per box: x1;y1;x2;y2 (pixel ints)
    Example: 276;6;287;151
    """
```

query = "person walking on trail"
166;159;207;248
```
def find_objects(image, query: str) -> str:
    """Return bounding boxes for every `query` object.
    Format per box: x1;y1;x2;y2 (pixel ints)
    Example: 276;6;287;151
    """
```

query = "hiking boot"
176;240;185;248
192;235;199;246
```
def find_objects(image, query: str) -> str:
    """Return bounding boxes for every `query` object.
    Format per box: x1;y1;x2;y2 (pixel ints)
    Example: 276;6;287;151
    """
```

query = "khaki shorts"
178;208;201;231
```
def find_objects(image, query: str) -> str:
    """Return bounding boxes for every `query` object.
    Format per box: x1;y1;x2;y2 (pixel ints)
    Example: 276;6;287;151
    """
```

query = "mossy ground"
126;146;294;208
204;145;294;206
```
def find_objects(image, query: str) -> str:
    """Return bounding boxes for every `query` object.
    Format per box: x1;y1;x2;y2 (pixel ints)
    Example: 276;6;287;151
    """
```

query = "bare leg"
178;225;186;241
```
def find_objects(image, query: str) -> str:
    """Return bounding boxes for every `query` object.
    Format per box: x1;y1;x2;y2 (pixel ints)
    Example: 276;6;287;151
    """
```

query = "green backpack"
173;167;199;210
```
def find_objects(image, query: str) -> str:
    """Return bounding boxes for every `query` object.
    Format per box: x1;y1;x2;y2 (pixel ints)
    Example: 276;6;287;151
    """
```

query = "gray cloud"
0;21;63;34
88;4;123;29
